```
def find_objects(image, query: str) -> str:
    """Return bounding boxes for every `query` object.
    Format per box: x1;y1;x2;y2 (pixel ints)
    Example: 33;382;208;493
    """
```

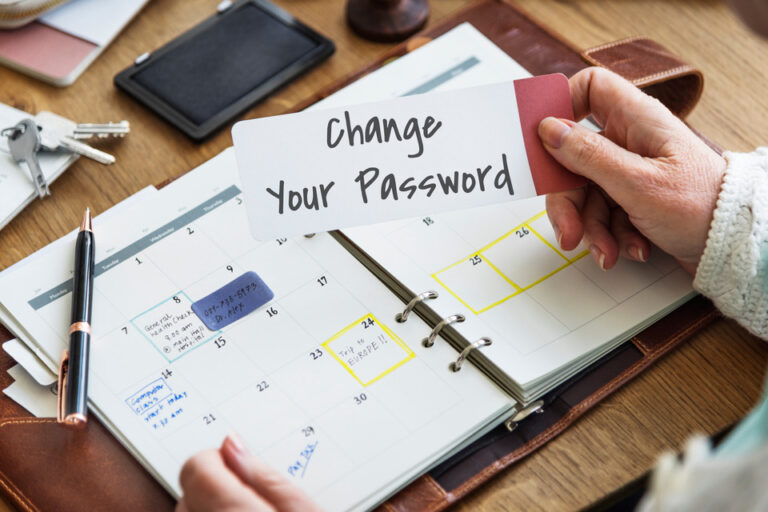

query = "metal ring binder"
449;337;492;372
422;314;465;347
395;290;438;323
504;399;545;432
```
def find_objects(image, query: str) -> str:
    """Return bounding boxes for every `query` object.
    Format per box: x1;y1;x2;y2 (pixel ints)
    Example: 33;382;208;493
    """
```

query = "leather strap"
581;36;703;118
295;4;704;121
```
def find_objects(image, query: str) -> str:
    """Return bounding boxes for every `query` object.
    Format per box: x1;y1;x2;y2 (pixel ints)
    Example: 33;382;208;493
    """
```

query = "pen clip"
57;350;68;424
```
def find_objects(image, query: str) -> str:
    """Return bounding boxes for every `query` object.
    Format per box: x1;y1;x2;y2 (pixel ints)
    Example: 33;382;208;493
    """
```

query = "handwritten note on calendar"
232;74;584;239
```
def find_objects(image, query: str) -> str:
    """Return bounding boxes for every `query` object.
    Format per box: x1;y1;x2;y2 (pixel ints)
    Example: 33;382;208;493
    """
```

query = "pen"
57;208;94;427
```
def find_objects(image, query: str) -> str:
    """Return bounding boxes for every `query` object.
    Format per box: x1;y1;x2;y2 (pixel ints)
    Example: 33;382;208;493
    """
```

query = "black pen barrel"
71;231;94;324
63;218;94;424
64;331;90;416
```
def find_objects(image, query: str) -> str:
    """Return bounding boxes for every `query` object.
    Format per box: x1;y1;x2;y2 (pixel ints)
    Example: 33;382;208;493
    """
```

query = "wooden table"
1;0;767;510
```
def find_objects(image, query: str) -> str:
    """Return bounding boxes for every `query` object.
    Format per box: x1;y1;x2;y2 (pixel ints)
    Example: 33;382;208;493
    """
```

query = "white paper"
40;0;149;47
2;339;55;385
233;81;539;240
2;364;57;418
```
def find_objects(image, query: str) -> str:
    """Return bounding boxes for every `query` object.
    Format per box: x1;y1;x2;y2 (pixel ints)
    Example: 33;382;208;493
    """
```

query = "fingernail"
539;117;571;149
631;246;647;262
590;244;606;271
553;225;563;249
225;432;249;456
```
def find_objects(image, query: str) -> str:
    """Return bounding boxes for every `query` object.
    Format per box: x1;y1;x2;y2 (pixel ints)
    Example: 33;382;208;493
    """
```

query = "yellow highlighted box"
323;313;415;386
432;211;589;314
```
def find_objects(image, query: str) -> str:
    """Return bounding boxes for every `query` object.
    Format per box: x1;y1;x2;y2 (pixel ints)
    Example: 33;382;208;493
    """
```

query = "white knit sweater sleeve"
693;147;768;339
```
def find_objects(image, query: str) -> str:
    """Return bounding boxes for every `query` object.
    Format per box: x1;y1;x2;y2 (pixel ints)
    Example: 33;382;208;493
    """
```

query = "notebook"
0;24;695;511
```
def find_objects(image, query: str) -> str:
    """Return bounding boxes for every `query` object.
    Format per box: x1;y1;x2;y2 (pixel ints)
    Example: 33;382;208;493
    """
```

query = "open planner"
0;24;695;511
312;24;694;402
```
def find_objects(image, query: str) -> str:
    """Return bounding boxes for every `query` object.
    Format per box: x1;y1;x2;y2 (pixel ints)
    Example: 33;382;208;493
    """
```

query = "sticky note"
232;74;584;240
191;271;274;330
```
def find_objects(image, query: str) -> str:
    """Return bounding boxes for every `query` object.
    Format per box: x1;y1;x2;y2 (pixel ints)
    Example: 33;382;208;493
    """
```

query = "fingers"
547;186;651;270
568;67;659;124
177;435;323;512
175;498;190;512
179;449;274;512
610;208;650;263
581;186;618;270
221;434;323;512
567;67;688;156
546;188;585;251
539;66;724;272
539;117;652;213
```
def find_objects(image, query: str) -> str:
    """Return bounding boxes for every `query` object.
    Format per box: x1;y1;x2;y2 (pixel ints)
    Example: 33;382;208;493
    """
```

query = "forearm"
694;148;768;339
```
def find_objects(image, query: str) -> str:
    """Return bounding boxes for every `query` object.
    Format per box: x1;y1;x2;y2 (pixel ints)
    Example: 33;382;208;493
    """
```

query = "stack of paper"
1;186;159;417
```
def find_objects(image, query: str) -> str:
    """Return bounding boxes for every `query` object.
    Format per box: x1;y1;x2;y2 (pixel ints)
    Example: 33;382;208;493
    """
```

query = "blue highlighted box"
191;271;274;330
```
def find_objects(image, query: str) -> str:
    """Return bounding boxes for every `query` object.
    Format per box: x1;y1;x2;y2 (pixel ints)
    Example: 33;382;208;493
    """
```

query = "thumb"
538;117;651;207
221;433;322;512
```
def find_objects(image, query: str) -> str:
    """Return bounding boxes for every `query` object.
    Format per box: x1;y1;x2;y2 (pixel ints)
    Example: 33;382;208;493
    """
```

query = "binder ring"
395;291;438;323
504;400;545;432
450;337;492;372
422;314;465;347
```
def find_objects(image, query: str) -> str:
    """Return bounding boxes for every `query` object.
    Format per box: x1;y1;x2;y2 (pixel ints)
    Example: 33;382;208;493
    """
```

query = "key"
36;111;129;140
3;119;49;198
60;137;117;165
35;113;116;165
40;131;116;165
72;121;130;139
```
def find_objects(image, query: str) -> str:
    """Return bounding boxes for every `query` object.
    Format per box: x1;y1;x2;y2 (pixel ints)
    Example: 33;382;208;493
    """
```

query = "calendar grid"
432;211;589;314
322;313;416;387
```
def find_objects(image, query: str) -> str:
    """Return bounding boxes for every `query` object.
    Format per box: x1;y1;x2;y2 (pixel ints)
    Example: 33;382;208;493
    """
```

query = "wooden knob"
346;0;429;43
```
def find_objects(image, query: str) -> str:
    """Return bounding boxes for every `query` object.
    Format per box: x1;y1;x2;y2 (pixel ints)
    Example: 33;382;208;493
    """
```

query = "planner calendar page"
0;149;513;511
313;23;696;393
344;200;694;395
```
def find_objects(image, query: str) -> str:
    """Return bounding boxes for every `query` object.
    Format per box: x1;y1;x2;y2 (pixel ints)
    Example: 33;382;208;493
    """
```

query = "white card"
232;75;582;240
2;339;56;386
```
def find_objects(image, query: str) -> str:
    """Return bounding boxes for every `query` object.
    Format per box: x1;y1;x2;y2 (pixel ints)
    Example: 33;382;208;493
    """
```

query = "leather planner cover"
0;1;715;510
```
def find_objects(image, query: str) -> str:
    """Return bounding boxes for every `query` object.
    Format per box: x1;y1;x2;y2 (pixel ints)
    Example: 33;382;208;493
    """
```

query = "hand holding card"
232;74;584;239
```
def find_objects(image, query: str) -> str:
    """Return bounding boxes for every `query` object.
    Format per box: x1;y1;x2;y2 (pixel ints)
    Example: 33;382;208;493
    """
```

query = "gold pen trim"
62;413;88;428
56;350;68;424
80;208;93;232
69;321;91;335
56;350;88;428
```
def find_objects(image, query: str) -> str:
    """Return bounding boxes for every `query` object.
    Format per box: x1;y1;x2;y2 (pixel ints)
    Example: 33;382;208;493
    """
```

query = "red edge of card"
514;74;586;195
